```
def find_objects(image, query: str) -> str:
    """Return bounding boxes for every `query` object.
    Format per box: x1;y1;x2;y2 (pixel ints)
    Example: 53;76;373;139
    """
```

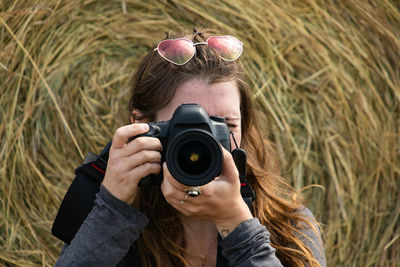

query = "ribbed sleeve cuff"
98;184;149;228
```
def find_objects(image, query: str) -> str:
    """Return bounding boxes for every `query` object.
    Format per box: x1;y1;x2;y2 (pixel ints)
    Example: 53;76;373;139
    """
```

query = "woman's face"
156;78;242;149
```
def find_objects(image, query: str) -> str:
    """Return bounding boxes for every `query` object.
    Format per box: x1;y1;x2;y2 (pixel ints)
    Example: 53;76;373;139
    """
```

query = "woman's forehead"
156;78;241;121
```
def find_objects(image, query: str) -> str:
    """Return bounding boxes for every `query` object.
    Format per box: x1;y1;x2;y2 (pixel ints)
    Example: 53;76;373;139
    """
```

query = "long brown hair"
128;29;321;267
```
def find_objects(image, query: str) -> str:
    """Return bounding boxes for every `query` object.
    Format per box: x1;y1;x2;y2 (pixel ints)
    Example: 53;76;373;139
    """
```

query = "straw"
1;0;399;266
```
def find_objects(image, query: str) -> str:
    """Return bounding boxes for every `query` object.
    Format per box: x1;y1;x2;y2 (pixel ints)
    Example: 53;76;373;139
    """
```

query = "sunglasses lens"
157;39;195;65
207;36;243;61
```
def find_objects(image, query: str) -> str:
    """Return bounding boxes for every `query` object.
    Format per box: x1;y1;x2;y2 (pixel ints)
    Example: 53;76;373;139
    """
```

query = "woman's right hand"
102;123;163;205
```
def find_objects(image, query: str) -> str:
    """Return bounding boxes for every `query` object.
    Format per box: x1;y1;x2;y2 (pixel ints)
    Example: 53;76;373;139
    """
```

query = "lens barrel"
166;129;223;186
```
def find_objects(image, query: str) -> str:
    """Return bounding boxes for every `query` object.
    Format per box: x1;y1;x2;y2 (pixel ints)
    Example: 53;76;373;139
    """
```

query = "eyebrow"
224;116;241;121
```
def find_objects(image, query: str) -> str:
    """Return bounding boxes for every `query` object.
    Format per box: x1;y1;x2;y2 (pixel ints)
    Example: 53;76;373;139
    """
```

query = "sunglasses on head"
154;35;243;65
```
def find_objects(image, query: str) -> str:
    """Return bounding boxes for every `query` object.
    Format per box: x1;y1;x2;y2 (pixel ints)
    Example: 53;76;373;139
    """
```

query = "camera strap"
229;131;256;211
231;148;256;212
51;142;111;244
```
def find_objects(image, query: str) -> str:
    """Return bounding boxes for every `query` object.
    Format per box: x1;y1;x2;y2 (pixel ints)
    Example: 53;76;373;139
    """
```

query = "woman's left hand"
161;147;253;237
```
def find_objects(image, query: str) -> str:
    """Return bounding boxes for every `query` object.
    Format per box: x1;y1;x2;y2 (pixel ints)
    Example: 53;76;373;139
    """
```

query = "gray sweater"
55;186;326;266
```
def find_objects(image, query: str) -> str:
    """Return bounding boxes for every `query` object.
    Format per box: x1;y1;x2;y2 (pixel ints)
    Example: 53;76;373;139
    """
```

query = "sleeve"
218;218;284;267
55;185;149;267
296;207;327;267
218;208;327;267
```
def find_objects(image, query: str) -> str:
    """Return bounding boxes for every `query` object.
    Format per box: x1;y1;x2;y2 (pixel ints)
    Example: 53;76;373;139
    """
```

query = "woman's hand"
102;123;163;205
161;148;253;237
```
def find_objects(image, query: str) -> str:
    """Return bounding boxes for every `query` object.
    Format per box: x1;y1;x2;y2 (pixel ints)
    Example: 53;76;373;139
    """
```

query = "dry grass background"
0;0;399;266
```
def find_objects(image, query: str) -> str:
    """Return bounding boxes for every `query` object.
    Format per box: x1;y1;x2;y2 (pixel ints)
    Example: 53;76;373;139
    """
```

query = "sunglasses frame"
154;35;243;66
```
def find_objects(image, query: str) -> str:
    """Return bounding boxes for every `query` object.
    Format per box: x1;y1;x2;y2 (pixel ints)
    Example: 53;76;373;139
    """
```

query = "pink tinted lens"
157;38;195;65
207;36;243;61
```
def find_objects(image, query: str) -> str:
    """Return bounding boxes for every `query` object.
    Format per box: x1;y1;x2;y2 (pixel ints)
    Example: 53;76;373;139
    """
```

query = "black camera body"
136;103;231;186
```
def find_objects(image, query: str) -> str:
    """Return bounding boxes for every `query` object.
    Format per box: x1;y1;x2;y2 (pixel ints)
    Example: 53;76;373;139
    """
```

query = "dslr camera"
135;103;231;186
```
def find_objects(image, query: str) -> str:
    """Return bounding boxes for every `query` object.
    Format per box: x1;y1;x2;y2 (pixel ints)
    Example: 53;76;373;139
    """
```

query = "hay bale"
1;0;399;266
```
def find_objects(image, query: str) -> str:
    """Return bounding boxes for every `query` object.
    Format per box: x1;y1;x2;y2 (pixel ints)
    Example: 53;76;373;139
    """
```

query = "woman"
56;29;326;267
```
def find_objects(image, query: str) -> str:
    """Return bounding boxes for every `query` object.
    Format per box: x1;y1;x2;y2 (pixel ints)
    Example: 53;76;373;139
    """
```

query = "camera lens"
166;129;223;186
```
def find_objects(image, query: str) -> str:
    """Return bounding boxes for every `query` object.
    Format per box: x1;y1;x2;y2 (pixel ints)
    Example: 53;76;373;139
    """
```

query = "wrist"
214;200;253;238
101;180;135;205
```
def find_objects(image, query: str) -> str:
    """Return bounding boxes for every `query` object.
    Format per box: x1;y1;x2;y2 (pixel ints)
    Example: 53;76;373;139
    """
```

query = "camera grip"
138;172;163;186
127;124;161;143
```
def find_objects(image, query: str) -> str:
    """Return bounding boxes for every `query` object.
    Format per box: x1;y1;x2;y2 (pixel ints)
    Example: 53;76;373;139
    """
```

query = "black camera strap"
231;148;256;211
51;142;111;244
229;132;256;211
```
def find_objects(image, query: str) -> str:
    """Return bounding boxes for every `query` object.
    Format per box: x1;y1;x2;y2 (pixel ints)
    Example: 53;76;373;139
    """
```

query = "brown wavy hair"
128;29;322;266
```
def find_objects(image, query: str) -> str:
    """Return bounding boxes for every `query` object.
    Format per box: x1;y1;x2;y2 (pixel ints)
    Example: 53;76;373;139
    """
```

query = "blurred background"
1;0;399;266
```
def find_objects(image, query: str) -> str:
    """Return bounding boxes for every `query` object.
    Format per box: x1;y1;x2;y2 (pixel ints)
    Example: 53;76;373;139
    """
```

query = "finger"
162;162;188;191
123;136;162;157
161;179;192;216
111;123;149;149
161;174;185;203
220;148;240;183
125;150;162;169
161;163;204;206
128;162;161;185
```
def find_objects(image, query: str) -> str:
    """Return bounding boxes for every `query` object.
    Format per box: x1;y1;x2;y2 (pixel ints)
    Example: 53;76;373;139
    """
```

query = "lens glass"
177;140;211;175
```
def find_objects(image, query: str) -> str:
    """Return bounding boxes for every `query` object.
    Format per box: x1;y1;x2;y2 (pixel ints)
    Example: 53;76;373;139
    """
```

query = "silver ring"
184;186;201;198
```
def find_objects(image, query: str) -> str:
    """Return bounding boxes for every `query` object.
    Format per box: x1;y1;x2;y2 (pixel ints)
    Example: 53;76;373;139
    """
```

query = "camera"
134;103;231;186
